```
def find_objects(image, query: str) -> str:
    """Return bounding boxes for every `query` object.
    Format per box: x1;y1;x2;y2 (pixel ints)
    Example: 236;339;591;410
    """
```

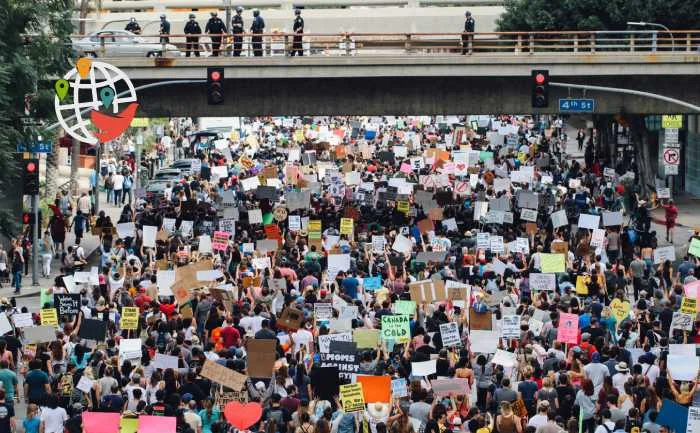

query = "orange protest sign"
356;375;391;403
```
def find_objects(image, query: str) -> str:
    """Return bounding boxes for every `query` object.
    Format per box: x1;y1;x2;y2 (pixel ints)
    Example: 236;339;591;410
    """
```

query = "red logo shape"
224;402;263;430
89;102;139;143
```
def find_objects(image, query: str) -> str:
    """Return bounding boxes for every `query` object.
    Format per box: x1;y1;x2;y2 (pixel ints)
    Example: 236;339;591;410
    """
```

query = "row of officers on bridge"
125;8;304;57
124;9;476;56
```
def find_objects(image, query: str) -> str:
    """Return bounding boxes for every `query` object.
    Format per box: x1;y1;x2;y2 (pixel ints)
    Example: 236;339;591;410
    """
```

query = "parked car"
152;168;182;182
73;30;181;58
169;159;200;176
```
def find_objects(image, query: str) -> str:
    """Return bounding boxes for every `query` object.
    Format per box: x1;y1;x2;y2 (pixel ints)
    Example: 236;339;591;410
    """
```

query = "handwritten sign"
381;315;410;342
40;308;58;327
340;383;365;412
120;307;139;330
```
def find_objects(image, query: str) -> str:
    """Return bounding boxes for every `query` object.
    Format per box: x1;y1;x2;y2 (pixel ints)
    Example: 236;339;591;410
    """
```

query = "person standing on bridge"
125;17;141;35
159;14;171;44
232;6;245;57
462;10;475;55
206;11;227;57
291;8;304;56
184;14;202;57
251;9;265;57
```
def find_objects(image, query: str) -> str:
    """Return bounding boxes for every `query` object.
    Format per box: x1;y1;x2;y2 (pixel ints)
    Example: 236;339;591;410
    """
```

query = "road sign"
662;115;683;129
663;148;680;165
16;141;52;153
665;128;679;145
559;99;595;113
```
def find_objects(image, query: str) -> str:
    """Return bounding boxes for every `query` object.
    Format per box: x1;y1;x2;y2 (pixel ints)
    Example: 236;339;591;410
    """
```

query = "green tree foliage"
497;0;700;31
0;0;73;237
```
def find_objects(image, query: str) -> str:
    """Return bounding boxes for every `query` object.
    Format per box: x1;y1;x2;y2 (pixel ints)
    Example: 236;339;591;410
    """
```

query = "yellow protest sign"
340;383;365;412
121;307;140;330
308;220;322;239
340;218;354;235
540;254;565;273
40;308;58;327
610;299;631;326
681;297;697;315
294;129;304;142
662;115;683;129
397;201;410;214
575;275;590;295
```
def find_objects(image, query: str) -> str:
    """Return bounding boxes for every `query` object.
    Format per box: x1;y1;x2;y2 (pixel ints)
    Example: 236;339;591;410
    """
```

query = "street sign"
662;115;683;129
663;148;680;165
559;99;595;113
16;141;52;153
665;128;679;144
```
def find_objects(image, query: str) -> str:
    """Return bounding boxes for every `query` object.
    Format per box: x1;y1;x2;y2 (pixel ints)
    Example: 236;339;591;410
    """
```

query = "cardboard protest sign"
409;279;460;303
540;254;565;273
175;259;213;291
340;383;365;412
40;308;58;327
529;273;555;291
439;322;461;347
430;378;469;396
356;375;391;403
381;315;410;342
278;307;304;330
247;339;277;378
411;360;437;376
469;310;492;330
200;359;247;390
318;332;353;353
54;294;80;315
353;329;379;349
11;312;33;328
391;378;408;398
120;307;139;330
557;312;579;344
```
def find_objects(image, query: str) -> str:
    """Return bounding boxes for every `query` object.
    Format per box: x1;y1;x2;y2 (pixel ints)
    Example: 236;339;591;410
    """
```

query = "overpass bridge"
84;30;700;116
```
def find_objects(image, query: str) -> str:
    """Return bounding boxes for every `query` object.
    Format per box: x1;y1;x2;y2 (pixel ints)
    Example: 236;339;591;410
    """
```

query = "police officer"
125;17;141;35
159;14;171;44
205;11;227;56
250;9;265;57
462;10;475;55
231;6;245;57
291;8;304;56
184;13;202;57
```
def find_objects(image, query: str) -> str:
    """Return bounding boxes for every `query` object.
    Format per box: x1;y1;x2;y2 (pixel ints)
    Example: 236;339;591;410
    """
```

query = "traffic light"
207;67;224;105
21;210;42;237
531;70;549;108
22;158;40;195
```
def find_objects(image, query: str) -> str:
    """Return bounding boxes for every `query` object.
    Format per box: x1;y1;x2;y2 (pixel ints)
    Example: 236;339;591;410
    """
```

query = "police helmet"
189;13;195;19
211;11;218;17
130;17;136;23
465;10;471;16
160;14;166;19
295;8;301;15
236;6;243;13
253;9;260;16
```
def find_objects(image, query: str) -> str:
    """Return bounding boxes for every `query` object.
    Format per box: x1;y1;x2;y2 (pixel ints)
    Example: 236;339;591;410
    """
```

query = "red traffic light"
535;73;546;84
210;70;221;81
26;162;37;172
22;213;30;224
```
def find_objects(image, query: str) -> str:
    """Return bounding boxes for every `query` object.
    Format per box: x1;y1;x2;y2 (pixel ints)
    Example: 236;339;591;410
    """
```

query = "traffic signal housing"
207;67;224;105
531;70;549;108
21;210;42;238
22;158;40;195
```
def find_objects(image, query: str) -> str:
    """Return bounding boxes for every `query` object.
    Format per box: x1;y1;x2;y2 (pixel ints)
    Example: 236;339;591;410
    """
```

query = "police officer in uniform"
184;13;202;57
205;11;227;56
250;9;265;57
125;17;141;35
231;6;245;57
159;14;171;44
462;10;475;55
291;8;304;56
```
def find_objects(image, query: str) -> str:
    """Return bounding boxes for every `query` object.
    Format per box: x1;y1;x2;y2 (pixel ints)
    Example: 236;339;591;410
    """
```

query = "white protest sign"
439;322;461;347
142;225;157;248
529;273;555;291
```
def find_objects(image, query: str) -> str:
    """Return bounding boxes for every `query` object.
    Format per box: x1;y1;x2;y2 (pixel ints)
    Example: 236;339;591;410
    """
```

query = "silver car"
73;30;181;58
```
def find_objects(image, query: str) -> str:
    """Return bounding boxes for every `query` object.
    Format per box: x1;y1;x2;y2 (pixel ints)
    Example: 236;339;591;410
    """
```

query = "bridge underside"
132;75;700;116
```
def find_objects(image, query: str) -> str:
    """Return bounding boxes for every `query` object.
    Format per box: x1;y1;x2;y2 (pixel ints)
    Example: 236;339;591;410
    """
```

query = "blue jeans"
13;271;21;292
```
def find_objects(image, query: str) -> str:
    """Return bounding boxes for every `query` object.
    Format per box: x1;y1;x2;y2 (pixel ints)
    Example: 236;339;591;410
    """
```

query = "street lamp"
627;21;675;51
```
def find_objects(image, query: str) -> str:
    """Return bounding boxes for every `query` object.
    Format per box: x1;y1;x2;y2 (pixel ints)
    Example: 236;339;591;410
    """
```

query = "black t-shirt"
0;402;14;433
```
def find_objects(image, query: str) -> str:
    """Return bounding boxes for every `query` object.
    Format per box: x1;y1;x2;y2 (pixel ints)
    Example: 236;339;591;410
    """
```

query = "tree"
0;0;73;237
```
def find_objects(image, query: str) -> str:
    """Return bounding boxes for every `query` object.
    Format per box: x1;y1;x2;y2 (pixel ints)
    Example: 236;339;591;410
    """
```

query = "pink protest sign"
556;312;579;344
212;231;230;251
83;412;121;433
684;280;700;300
138;416;177;433
400;163;412;174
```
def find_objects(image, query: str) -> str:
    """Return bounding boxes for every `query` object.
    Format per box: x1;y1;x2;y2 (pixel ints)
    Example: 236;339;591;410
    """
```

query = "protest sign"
391;378;408;398
247;339;277;378
318;332;353;353
321;341;360;380
340;383;365;412
501;315;520;338
121;307;139;330
54;294;80;315
411;360;437;376
439;322;461;347
356;375;391;403
430;378;469;396
40;308;58;327
381;315;410;342
529;273;555;291
200;359;247;390
540;254;565;273
557;313;579;344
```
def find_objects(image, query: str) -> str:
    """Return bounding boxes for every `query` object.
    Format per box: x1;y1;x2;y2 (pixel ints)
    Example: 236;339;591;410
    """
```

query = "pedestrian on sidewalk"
40;233;53;277
122;173;133;205
105;173;114;204
10;248;22;294
49;212;66;258
661;199;678;243
113;171;124;206
70;210;87;245
577;129;585;151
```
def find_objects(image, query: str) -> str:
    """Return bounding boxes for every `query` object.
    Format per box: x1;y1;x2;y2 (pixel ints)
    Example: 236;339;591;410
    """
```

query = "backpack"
156;332;168;352
123;176;133;190
59;372;74;397
266;408;285;433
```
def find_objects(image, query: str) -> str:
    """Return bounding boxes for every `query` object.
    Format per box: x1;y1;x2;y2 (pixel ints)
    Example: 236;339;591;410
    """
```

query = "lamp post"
627;21;675;51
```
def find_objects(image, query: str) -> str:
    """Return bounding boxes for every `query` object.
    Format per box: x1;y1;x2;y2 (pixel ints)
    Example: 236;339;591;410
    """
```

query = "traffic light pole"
31;154;39;286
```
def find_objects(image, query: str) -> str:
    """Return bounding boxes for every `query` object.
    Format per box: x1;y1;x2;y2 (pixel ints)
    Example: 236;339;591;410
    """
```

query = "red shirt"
134;294;152;312
159;303;176;320
220;326;241;348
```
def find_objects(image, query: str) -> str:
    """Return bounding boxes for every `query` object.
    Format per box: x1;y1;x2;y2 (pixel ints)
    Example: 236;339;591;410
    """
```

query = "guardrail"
67;30;700;58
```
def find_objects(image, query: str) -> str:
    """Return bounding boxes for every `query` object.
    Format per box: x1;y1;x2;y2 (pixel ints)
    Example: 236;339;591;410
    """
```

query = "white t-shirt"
240;315;264;335
528;414;548;429
113;174;125;190
40;407;68;433
612;372;631;394
292;329;313;353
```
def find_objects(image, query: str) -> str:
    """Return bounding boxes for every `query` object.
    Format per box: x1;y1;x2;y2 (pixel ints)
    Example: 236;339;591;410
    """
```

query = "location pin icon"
76;57;92;79
55;79;69;101
99;87;115;109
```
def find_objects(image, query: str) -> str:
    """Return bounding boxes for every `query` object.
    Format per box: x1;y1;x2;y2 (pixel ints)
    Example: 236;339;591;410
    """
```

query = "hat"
581;332;591;341
255;381;266;391
367;402;390;419
572;346;582;354
452;416;462;426
615;362;629;373
319;289;328;298
182;393;193;402
591;352;600;362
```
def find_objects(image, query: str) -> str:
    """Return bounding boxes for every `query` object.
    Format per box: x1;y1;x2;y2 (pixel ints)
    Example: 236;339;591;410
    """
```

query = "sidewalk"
0;199;123;299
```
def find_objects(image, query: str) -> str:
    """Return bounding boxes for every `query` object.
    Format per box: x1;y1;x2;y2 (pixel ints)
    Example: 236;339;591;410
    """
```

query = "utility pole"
94;143;101;215
31;155;39;286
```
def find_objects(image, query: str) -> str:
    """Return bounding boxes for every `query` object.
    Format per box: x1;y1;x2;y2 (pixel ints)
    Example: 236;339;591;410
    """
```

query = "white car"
73;30;182;58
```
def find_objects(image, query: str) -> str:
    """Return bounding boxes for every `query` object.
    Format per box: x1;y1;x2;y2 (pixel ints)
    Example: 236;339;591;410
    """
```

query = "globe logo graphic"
54;59;138;145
